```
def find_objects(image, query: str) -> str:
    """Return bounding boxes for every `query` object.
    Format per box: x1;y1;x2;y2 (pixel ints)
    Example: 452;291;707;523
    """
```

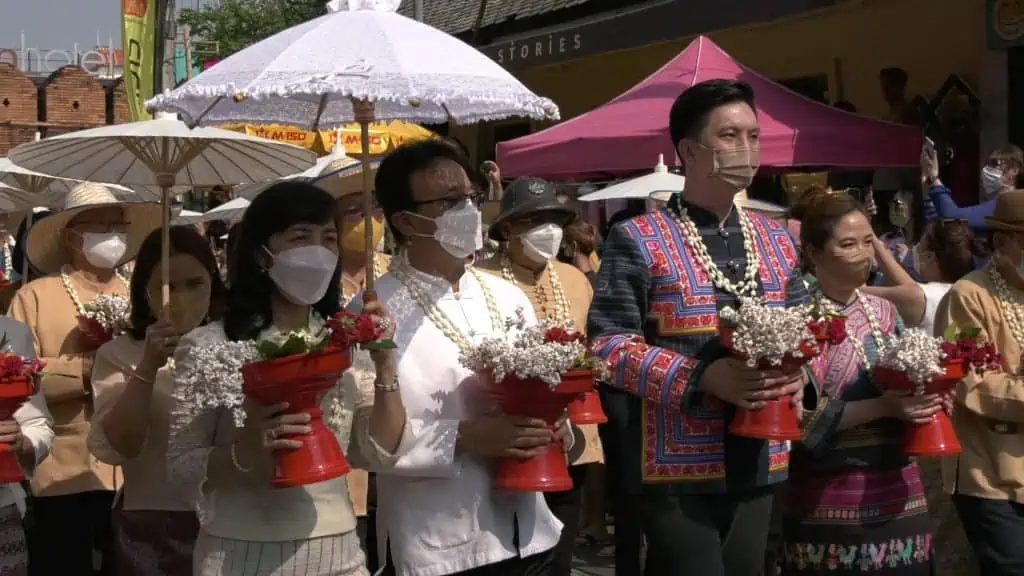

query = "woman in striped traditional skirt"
166;182;407;576
0;318;54;576
784;190;939;575
88;227;224;575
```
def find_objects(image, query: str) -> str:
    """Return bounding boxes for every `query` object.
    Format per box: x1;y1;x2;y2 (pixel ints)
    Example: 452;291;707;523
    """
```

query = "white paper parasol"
189;196;251;224
146;0;559;290
579;156;685;202
8;113;317;308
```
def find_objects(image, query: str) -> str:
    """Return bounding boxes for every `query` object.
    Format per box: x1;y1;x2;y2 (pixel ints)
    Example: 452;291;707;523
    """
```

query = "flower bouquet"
79;295;129;348
178;313;390;488
0;334;43;484
871;326;994;456
461;313;598;492
545;325;608;426
807;301;848;347
719;299;820;441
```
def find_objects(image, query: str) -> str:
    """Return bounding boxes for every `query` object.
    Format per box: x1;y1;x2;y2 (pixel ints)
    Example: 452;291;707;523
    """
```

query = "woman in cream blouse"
166;182;407;576
88;226;225;575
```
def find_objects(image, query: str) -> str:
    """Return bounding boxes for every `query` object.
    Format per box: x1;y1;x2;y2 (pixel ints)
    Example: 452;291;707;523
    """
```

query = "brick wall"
109;77;132;124
0;63;38;157
40;65;106;136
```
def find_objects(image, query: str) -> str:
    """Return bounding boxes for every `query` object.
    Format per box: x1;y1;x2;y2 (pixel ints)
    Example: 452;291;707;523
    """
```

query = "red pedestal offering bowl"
0;377;36;484
78;317;113;349
484;369;595;492
872;360;965;457
567;373;606;425
720;325;818;441
241;347;353;488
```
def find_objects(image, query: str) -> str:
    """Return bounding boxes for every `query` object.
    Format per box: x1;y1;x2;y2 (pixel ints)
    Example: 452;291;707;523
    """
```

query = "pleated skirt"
193;529;369;576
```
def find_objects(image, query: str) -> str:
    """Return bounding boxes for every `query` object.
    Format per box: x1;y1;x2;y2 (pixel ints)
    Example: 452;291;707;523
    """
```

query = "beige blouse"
166;320;383;542
7;274;122;496
88;335;192;511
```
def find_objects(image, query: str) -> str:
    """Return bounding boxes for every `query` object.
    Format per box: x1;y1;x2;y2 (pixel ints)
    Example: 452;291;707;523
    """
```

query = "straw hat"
314;155;379;199
985;190;1024;232
27;182;163;274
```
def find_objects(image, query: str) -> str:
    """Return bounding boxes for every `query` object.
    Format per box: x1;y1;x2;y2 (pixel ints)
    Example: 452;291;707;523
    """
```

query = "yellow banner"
122;0;157;121
218;122;436;155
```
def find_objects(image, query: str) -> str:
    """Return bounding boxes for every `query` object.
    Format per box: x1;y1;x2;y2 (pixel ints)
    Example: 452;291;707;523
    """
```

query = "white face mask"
406;199;483;260
981;166;1004;197
265;245;338;305
81;232;127;269
520;223;563;264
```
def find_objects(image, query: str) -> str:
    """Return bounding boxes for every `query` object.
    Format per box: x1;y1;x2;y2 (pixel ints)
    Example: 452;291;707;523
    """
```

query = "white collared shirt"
348;258;563;576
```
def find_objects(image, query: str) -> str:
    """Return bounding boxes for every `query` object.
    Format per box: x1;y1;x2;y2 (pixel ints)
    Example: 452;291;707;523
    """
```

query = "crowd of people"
0;77;1020;576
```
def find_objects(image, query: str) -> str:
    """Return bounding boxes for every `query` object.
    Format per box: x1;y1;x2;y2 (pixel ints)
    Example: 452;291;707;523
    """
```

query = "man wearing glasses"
8;182;161;576
350;140;572;576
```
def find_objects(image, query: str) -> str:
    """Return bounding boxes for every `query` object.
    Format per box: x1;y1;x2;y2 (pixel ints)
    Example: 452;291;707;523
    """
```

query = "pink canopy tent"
496;36;924;180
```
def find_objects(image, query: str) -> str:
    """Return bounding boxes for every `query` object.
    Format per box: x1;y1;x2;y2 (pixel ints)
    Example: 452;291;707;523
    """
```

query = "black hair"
13;209;52;281
224;222;242;286
223;181;341;342
790;186;866;272
374;139;475;244
668;79;756;152
128;226;225;340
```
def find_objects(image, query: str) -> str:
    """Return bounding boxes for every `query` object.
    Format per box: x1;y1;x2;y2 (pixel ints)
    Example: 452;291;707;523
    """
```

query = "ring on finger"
264;428;277;443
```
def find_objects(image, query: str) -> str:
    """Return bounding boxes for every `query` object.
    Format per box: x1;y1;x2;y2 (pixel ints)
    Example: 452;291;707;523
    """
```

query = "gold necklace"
392;261;502;354
60;265;130;316
499;254;571;327
669;193;761;299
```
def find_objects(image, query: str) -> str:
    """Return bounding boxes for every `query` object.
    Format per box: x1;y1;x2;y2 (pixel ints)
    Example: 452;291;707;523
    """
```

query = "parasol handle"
354;98;376;291
20;211;33;286
159;181;172;320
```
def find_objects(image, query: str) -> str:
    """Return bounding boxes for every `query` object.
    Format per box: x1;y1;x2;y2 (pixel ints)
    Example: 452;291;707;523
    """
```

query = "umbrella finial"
654;154;668;173
233;93;248;103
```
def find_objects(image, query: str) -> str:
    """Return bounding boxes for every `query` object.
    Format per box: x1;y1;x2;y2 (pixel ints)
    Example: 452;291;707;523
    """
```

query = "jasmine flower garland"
876;328;946;387
81;294;130;336
460;310;595;389
719;298;815;368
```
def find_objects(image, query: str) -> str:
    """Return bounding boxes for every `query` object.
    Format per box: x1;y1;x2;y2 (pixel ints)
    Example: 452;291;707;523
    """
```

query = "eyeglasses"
69;221;130;234
410;189;485;212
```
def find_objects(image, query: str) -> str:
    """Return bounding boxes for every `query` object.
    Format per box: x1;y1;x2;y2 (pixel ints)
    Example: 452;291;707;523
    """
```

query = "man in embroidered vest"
588;79;811;575
935;190;1024;576
476;177;602;575
7;183;160;576
350;140;574;576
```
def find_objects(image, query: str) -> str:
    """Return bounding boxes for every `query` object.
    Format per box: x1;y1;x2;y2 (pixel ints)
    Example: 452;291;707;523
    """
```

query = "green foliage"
943;323;983;342
257;332;328;360
178;0;330;63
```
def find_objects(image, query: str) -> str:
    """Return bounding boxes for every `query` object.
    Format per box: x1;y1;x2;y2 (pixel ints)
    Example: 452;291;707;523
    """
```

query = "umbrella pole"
353;99;376;296
20;211;32;285
158;177;173;319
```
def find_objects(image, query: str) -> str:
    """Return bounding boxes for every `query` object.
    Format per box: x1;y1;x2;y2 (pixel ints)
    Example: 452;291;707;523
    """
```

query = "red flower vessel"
720;324;819;441
0;376;35;484
241;346;353;488
78;317;113;349
483;369;594;492
568;386;607;425
873;360;965;456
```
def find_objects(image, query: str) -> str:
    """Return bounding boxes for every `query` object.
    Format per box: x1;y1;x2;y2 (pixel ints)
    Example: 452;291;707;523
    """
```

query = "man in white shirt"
350;140;569;576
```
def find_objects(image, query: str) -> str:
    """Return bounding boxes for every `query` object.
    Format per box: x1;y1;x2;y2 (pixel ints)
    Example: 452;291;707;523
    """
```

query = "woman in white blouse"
166;182;406;576
863;219;986;334
0;317;54;576
88;226;225;575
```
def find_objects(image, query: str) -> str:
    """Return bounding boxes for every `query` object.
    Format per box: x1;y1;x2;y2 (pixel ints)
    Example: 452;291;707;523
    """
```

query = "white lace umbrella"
7;113;316;307
145;0;559;289
579;155;685;202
